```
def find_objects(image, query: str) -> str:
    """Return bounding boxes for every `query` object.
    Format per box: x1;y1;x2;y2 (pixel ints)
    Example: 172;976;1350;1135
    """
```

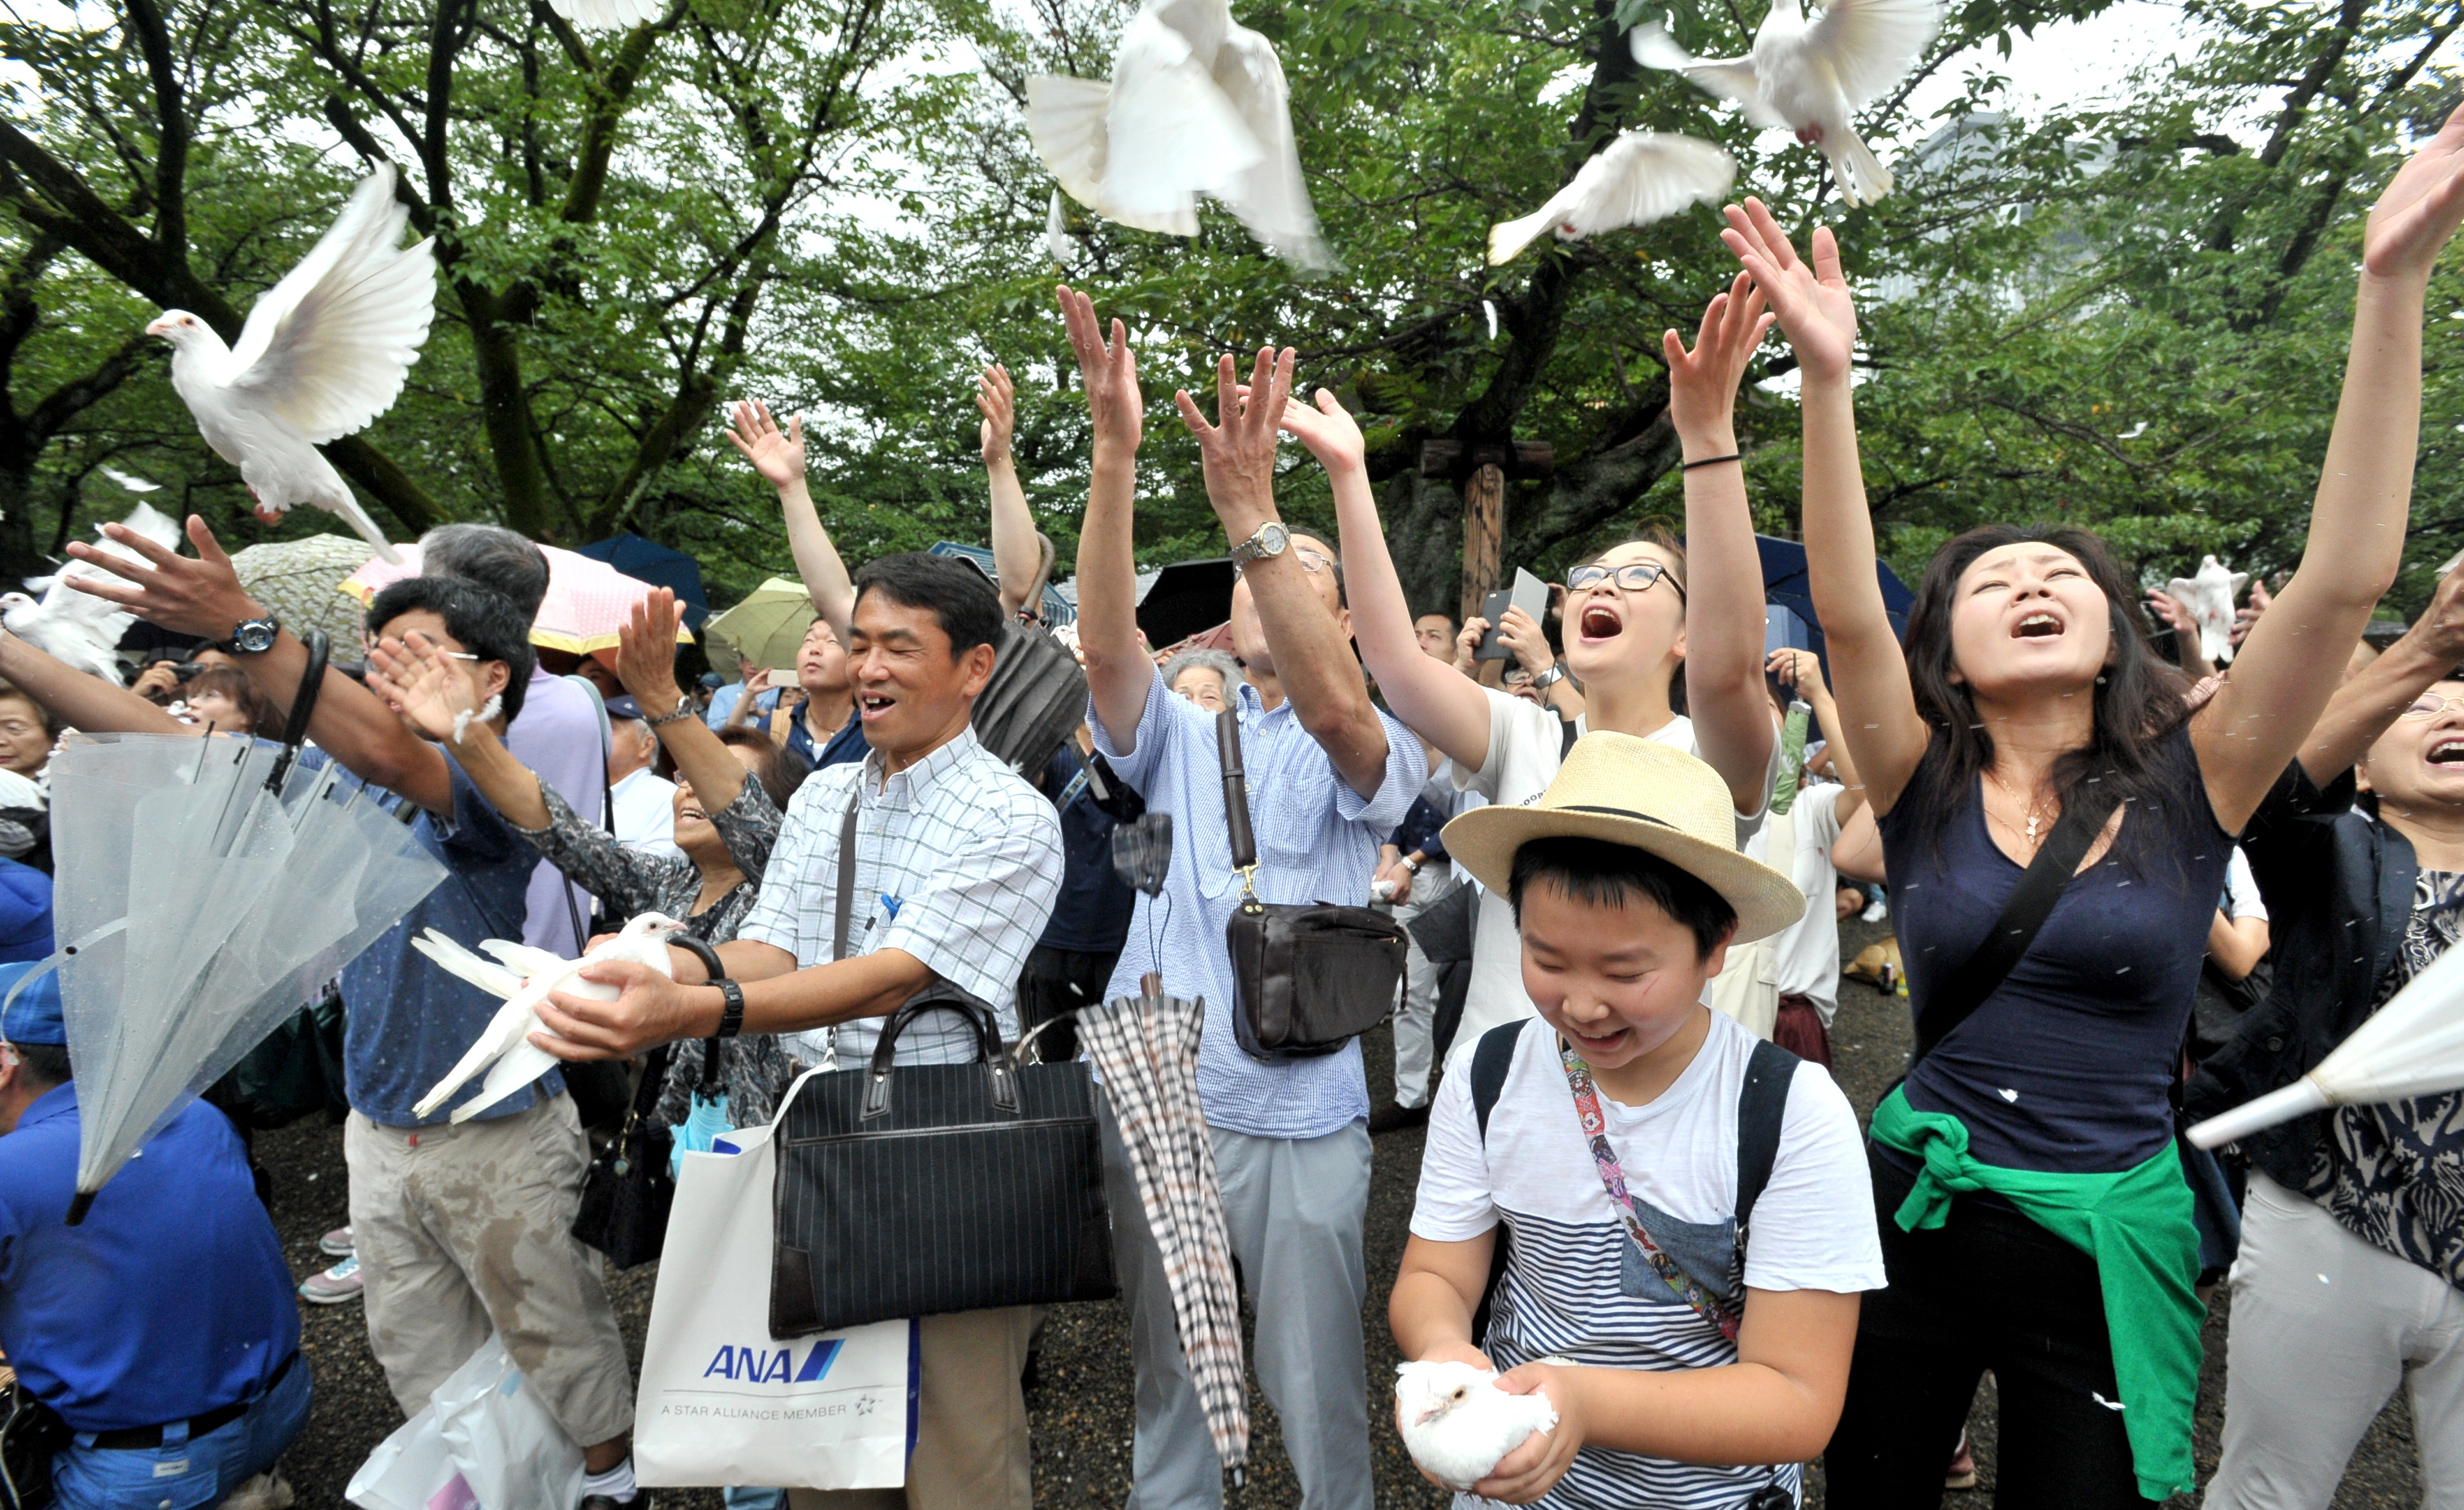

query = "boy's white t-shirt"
1770;783;1847;1025
1444;687;1777;1073
2224;846;2268;922
1412;1010;1883;1509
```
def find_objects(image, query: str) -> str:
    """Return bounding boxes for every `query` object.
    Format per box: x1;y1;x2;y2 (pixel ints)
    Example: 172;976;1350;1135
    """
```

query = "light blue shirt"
1094;667;1425;1138
703;681;782;731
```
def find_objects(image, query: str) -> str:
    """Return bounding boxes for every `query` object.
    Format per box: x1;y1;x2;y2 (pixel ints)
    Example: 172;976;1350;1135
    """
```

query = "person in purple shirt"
418;525;608;959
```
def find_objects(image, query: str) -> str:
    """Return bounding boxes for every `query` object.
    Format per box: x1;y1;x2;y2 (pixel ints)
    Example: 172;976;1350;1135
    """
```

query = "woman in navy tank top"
1716;121;2464;1508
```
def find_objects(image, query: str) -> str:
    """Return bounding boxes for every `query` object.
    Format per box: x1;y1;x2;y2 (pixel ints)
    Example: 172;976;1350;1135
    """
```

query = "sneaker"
299;1255;363;1305
580;1495;652;1510
1367;1102;1430;1135
318;1225;354;1257
218;1472;296;1510
1861;894;1890;923
1945;1428;1977;1491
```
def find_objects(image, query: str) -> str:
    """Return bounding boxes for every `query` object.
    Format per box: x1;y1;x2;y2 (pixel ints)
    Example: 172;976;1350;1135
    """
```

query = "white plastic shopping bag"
635;1069;917;1490
347;1335;583;1510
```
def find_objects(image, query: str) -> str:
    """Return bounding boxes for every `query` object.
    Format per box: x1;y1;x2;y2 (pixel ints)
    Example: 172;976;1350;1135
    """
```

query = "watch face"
1260;522;1289;554
232;620;277;654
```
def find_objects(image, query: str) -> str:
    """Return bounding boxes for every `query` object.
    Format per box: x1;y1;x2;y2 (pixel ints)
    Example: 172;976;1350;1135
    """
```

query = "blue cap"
0;963;65;1047
605;694;645;721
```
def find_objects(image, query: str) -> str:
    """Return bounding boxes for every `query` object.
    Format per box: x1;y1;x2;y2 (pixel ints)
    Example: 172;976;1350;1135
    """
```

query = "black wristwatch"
711;979;745;1040
225;615;279;655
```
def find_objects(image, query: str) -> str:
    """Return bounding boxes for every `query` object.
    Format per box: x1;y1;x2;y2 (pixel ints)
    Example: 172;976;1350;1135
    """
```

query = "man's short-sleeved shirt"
509;670;606;957
1094;667;1425;1140
0;1086;297;1431
738;728;1063;1068
341;756;548;1126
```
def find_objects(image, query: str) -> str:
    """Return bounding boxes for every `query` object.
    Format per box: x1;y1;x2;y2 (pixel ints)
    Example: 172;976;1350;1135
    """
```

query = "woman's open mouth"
1578;603;1622;641
2012;612;2063;640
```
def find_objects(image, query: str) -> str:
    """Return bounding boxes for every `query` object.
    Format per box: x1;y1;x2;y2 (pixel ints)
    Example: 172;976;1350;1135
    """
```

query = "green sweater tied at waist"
1868;1087;2204;1501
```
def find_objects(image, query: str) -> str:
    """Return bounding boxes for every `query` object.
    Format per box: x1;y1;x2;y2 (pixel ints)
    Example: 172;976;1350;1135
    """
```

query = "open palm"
1277;388;1366;473
727;400;806;489
1665;271;1775;439
978;363;1016;464
367;634;475;744
2365;103;2464;280
1720;198;1857;386
1057;285;1143;455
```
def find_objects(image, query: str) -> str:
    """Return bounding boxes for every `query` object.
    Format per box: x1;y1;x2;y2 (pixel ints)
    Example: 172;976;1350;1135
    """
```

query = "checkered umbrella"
231;534;377;646
1074;974;1249;1472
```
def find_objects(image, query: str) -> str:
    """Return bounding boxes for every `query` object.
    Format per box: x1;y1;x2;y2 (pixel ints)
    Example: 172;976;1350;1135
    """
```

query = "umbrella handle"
2186;1076;2330;1150
265;628;331;795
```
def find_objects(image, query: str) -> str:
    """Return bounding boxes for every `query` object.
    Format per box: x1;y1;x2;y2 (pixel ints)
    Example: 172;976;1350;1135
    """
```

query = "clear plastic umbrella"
17;635;446;1219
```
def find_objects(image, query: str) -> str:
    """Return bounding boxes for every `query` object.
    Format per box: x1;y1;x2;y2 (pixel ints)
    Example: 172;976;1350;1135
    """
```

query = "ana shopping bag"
347;1335;581;1510
634;1071;918;1491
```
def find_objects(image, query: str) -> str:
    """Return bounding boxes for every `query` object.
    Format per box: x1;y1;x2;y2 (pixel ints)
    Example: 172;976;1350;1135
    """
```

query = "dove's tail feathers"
326;487;403;565
449;1042;564;1123
1830;131;1895;208
1628;14;1693;69
1487;209;1558;266
413;930;525;999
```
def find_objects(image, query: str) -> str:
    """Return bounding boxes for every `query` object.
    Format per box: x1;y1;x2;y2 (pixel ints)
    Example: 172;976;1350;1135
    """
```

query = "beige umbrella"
701;577;816;674
231;536;378;647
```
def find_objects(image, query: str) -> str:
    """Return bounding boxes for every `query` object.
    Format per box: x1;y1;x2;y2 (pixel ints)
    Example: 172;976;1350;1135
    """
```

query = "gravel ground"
263;911;2423;1507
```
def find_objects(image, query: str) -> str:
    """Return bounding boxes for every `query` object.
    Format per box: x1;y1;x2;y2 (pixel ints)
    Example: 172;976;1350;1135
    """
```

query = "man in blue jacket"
0;961;308;1508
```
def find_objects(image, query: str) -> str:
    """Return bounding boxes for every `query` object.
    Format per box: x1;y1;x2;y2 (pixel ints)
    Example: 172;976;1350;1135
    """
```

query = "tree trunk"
1460;461;1505;624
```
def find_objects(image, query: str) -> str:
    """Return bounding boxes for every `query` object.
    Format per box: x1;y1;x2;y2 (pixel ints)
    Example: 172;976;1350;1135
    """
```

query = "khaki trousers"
345;1094;635;1446
787;1305;1036;1510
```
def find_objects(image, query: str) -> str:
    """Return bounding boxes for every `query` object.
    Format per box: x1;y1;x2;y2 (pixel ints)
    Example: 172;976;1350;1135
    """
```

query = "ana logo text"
703;1338;843;1384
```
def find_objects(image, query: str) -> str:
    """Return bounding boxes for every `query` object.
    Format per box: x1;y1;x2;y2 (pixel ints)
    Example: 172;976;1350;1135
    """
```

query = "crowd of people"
0;117;2454;1510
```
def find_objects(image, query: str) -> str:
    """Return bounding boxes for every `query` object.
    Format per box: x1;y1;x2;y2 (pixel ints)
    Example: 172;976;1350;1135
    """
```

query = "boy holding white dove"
1389;732;1881;1507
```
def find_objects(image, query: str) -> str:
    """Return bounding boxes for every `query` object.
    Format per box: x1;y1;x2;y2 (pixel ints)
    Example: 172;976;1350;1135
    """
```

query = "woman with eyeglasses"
1282;274;1781;1074
1727;104;2464;1509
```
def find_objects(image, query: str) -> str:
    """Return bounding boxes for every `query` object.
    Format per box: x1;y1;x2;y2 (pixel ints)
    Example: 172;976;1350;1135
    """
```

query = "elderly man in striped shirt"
536;550;1065;1510
1059;287;1428;1510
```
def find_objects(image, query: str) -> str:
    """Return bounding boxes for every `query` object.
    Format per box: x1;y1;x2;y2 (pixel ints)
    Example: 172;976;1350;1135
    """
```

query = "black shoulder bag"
1216;708;1410;1061
570;1042;675;1268
1910;784;2121;1068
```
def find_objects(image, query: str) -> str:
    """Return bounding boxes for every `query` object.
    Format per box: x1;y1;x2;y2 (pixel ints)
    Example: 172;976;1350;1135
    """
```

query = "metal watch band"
713;979;746;1040
645;696;697;728
1530;663;1567;690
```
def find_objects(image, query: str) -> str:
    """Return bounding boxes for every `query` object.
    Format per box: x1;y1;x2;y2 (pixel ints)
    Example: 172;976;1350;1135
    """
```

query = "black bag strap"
834;791;860;963
1733;1038;1797;1238
1470;1019;1523;1140
1216;707;1257;873
1910;784;2120;1067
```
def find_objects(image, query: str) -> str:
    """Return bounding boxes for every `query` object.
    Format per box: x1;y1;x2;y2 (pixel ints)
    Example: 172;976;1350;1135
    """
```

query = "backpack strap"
1733;1037;1799;1246
1470;1019;1524;1141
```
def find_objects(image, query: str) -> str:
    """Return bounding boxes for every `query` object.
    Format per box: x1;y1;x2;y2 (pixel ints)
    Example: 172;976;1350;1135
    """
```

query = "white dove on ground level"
1026;0;1332;271
2;503;184;683
2166;554;2248;667
1395;1360;1559;1491
1629;0;1941;208
147;164;434;564
1488;132;1736;265
545;0;663;27
413;912;689;1123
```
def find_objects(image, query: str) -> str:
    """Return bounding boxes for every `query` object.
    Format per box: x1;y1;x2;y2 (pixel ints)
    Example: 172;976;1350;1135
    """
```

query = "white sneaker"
318;1225;354;1257
298;1254;362;1305
1861;896;1888;923
218;1471;296;1510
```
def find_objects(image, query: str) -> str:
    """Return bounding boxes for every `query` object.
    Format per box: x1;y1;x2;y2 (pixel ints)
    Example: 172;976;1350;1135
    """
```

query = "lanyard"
1559;1040;1742;1341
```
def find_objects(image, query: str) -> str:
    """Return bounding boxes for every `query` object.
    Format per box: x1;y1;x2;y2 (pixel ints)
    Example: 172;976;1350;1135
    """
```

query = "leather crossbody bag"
1215;708;1408;1061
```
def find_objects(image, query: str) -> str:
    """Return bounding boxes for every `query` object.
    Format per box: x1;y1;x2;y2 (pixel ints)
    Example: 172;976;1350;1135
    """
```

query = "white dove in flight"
147;164;434;564
1629;0;1941;208
413;912;690;1123
1488;131;1735;265
2;503;184;683
1026;0;1331;271
1395;1360;1559;1491
1046;188;1078;270
2166;555;2248;667
546;0;663;27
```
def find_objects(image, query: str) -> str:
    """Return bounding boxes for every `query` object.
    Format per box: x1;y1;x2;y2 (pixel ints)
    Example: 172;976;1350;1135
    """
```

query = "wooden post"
1460;461;1505;625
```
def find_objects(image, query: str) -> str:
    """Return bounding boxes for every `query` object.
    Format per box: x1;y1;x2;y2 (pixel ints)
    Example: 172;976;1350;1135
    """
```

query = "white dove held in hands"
1489;131;1735;264
147;163;434;563
1395;1360;1559;1491
2165;555;2248;666
412;912;690;1123
1630;0;1941;208
0;502;183;683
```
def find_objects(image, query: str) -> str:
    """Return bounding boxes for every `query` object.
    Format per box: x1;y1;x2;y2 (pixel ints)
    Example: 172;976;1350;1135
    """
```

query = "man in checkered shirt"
536;550;1064;1510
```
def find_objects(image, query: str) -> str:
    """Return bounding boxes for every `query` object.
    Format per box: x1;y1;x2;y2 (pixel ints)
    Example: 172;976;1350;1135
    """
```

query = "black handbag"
767;987;1117;1336
1215;708;1408;1061
0;1375;64;1510
570;1044;675;1269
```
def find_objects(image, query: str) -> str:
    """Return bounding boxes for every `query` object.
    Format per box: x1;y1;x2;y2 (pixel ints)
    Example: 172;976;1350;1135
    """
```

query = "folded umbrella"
345;543;694;656
2190;927;2464;1149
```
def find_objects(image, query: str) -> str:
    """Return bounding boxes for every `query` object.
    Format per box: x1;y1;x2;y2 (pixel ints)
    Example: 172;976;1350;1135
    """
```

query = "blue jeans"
53;1355;311;1510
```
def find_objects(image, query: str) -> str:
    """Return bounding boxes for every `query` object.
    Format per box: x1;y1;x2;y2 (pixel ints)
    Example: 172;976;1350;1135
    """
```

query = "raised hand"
64;514;261;641
1454;616;1488;673
1719;197;1855;387
1494;605;1553;674
978;363;1017;465
367;631;477;744
615;590;689;715
2144;590;2197;638
1277;386;1367;474
2364;102;2464;282
1176;345;1295;536
1057;285;1142;457
2229;576;2273;649
1664;270;1775;449
726;400;806;490
1767;645;1819;692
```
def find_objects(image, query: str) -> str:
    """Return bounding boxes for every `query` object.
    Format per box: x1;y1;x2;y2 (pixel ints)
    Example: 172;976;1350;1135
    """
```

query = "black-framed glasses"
1566;561;1685;602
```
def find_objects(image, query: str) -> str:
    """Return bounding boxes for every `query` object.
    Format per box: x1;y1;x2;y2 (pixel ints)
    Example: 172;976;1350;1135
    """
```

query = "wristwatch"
1530;663;1567;691
1228;520;1290;569
1402;854;1423;875
225;615;280;655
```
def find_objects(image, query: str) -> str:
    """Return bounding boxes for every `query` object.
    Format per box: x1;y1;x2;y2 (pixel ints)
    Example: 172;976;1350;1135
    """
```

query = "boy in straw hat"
1390;732;1882;1508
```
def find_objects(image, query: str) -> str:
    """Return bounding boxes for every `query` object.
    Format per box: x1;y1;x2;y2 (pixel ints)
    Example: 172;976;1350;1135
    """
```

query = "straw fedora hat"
1442;731;1805;945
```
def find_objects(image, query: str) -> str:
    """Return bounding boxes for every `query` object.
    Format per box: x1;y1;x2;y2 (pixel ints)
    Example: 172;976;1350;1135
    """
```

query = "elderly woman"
1162;646;1243;712
369;590;809;1128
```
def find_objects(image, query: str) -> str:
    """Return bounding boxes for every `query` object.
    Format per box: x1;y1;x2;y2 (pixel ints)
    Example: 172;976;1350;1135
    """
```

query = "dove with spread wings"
1488;131;1737;265
1;503;183;684
1630;0;1941;208
1027;0;1331;271
146;164;435;563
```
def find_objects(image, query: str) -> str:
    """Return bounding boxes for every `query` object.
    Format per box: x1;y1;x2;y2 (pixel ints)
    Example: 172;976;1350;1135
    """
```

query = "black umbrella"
1134;558;1237;649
